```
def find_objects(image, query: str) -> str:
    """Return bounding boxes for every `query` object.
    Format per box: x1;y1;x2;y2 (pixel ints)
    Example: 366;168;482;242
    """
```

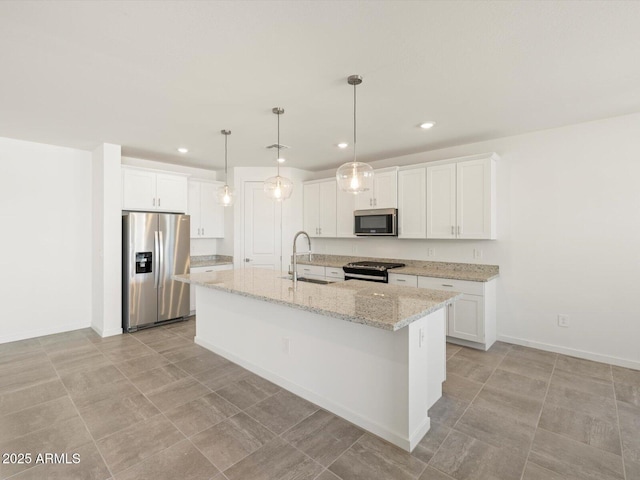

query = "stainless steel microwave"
354;208;398;236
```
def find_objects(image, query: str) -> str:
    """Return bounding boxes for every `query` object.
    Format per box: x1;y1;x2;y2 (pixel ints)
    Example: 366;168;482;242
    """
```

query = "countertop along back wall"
0;136;93;343
311;112;640;368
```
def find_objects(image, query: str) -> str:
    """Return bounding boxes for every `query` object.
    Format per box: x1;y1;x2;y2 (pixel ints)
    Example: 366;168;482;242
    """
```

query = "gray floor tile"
215;372;281;410
445;356;494;383
0;359;58;395
0;379;67;416
162;343;209;363
174;351;230;376
60;364;126;398
411;421;451;464
555;355;613;383
244;389;319;435
550;369;615;399
282;409;364;467
418;466;454;480
508;345;557;366
0;416;93;479
130;328;179;345
78;392;160;440
446;343;461;358
498;354;554;382
38;330;95;351
429;430;527;480
538;403;621;455
97;339;155;363
529;428;624;480
521;462;566;480
8;440;111;480
96;414;184;474
485;368;548;401
127;364;190;394
615;382;640;408
224;436;323;480
0;396;77;444
328;434;426;480
193;362;250;390
427;394;469;427
114;352;171;377
145;335;194;354
454;404;536;454
612;365;640;387
442;374;483;402
49;345;111;373
0;338;42;358
164;392;240;437
473;385;543;427
146;377;210;412
190;412;275;471
617;400;640;464
453;347;505;368
486;341;513;355
315;470;342;480
113;439;219;480
626;459;640;480
545;383;618;424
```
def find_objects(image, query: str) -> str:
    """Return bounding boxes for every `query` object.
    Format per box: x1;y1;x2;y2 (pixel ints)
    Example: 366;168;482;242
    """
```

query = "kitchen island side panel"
194;285;445;451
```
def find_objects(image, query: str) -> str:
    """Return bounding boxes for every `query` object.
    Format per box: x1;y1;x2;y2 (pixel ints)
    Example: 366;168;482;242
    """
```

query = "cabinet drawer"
297;264;325;277
388;273;418;287
417;276;484;295
325;267;345;279
191;265;233;274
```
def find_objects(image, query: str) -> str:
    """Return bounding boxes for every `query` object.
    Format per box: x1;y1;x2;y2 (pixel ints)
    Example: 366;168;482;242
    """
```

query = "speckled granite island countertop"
297;254;499;282
174;268;461;331
190;255;233;267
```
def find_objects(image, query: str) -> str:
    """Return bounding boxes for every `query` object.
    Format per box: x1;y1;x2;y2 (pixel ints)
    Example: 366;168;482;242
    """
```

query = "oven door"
354;208;397;236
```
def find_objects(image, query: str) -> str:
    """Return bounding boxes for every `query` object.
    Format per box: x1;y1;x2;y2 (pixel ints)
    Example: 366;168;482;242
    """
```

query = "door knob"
244;258;252;262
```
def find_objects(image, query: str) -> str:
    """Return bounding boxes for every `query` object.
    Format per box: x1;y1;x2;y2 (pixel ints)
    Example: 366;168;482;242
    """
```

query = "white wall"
0;137;93;343
121;156;221;256
312;113;640;368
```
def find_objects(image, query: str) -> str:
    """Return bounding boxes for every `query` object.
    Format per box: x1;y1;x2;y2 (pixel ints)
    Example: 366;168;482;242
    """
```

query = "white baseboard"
195;336;415;451
0;322;91;345
91;324;123;338
498;334;640;371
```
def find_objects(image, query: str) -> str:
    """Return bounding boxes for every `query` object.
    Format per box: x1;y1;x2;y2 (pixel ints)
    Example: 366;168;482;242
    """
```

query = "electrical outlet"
427;248;435;257
473;248;483;259
557;314;570;328
282;337;291;354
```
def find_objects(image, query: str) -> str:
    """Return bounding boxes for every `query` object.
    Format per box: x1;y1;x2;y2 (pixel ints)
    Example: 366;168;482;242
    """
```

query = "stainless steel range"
343;261;406;283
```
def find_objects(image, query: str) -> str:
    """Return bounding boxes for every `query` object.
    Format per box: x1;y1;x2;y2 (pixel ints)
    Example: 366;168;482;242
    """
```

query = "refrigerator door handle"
158;230;164;289
154;231;160;289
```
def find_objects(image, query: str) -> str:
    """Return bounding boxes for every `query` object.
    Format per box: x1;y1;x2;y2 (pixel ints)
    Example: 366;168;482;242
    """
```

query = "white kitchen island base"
194;285;446;452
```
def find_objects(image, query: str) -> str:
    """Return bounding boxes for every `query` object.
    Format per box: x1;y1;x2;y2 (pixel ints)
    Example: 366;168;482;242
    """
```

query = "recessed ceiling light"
419;122;436;130
337;142;349;149
177;147;189;153
277;157;286;163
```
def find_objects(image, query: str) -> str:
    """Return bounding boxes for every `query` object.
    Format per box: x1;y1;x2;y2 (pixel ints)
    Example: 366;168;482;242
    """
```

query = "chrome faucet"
292;231;312;283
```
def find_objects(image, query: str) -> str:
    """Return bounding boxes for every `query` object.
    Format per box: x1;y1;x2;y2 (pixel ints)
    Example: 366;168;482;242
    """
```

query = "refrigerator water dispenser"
135;252;153;274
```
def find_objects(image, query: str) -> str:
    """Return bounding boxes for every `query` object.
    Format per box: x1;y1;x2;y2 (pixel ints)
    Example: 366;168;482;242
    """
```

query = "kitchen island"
173;268;460;452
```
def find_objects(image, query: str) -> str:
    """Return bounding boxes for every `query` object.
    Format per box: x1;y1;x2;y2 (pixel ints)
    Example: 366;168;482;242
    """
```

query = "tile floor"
0;319;639;480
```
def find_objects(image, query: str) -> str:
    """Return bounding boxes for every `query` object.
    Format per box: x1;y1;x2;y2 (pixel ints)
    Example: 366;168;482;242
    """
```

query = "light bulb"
223;193;231;205
350;175;360;190
274;185;282;199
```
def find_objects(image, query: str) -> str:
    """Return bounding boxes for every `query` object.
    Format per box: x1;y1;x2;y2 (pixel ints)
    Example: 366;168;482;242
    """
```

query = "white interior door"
243;181;281;270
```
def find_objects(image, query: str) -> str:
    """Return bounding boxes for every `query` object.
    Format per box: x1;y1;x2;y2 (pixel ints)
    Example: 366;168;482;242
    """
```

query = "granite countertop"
190;255;233;267
296;254;499;282
174;268;461;331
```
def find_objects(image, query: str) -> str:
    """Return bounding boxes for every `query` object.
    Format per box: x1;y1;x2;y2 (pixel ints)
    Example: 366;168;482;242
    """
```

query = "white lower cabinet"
189;264;233;314
388;273;418;287
295;264;345;281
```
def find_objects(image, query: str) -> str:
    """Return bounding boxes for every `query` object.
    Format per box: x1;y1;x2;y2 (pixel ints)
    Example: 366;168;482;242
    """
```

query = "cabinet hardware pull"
153;198;156;206
158;198;161;207
369;198;372;206
197;228;200;235
442;284;454;287
202;227;205;235
319;228;322;234
457;226;460;235
397;279;406;282
451;226;454;235
374;198;377;206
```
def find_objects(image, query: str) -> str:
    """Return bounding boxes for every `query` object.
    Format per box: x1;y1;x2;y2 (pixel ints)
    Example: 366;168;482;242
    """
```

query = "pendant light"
216;129;234;207
336;74;374;194
264;107;293;201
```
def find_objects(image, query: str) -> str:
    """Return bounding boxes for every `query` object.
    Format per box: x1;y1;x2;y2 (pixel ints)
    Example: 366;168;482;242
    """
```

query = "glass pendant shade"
264;175;293;201
336;161;373;194
216;183;234;207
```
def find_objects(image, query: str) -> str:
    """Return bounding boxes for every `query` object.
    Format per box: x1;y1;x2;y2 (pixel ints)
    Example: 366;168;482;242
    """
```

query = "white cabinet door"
457;158;493;239
122;168;156;210
447;294;484;343
398;168;426;238
187;181;201;237
336;186;355;237
373;169;398;209
200;181;224;238
318;180;337;237
303;183;320;236
156;173;188;213
426;163;456;239
354;190;374;210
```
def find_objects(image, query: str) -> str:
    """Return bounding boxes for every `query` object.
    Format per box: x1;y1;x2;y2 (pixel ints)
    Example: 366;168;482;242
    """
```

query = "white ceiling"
1;1;640;171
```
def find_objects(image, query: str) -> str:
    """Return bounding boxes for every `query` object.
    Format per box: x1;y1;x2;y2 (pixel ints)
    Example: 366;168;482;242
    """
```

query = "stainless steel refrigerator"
122;212;190;332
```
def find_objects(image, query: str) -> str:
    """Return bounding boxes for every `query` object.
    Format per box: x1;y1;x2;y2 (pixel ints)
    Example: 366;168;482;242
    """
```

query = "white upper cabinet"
336;184;356;237
427;154;496;240
122;166;188;213
188;179;224;238
398;167;426;239
355;167;398;210
303;179;337;237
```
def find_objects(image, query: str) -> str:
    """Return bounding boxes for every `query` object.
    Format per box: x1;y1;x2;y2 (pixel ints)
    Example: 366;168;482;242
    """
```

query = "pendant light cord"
224;133;228;182
353;81;357;163
277;111;281;177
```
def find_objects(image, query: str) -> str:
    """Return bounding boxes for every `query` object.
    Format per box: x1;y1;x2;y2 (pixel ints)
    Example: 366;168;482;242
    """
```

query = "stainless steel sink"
281;276;337;285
